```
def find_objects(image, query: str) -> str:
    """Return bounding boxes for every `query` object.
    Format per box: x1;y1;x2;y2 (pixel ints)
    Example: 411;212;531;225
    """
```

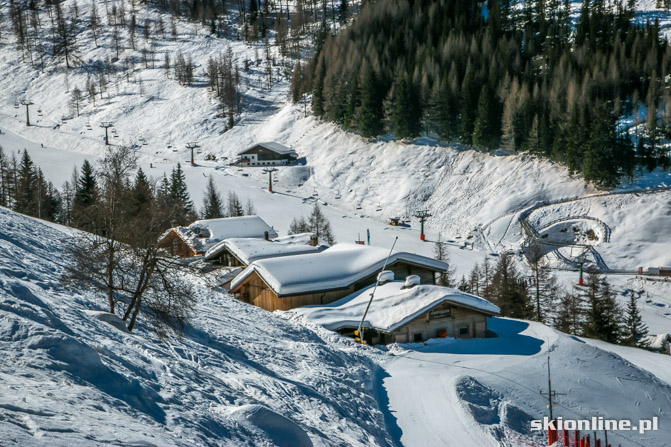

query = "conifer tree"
72;159;98;230
227;191;244;217
202;175;224;219
622;293;649;347
308;202;336;244
15;150;37;216
392;75;422;140
169;164;194;225
357;65;385;138
434;234;455;287
472;86;500;150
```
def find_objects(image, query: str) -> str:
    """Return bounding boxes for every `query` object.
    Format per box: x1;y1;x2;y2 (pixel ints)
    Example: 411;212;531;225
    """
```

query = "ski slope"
382;318;671;447
2;207;671;446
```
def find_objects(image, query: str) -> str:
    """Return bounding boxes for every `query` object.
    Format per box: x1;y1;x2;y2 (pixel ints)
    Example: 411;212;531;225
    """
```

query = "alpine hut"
237;142;298;167
291;272;500;345
158;216;279;258
229;243;449;311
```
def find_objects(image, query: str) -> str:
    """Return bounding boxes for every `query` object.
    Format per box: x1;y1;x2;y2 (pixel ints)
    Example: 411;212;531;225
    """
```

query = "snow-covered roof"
203;233;326;264
238;142;297;155
230;243;449;296
291;281;500;333
163;216;279;254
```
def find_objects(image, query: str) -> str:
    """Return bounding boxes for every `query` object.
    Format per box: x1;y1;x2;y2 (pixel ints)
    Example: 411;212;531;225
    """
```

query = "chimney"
377;270;394;284
264;231;269;241
402;275;421;289
309;235;319;246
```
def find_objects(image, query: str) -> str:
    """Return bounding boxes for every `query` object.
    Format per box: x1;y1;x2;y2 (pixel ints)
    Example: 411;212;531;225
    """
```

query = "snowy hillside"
0;207;394;446
2;206;671;446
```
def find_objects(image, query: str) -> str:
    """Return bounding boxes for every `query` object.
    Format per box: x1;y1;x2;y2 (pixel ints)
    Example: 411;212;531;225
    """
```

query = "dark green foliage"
391;74;422;140
472;86;500;150
73;159;98;230
622;293;649;347
357;66;385;138
582;273;622;344
490;253;531;318
168;163;194;225
292;0;671;186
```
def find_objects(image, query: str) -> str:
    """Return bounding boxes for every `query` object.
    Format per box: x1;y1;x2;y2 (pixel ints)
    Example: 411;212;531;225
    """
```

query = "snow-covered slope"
0;207;394;446
2;207;671;446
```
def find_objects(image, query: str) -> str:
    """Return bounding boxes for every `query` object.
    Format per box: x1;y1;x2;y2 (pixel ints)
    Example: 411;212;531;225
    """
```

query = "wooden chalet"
292;274;500;345
229;243;449;312
158;216;279;258
238;142;298;167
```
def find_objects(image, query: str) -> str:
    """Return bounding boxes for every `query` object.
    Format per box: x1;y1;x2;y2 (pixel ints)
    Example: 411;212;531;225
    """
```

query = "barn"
292;272;500;345
237;142;298;167
158;216;279;258
203;233;327;267
229;243;449;311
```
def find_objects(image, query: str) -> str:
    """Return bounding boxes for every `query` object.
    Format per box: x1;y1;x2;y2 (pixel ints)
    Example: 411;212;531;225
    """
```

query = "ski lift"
376;202;382;212
356;203;363;210
312;189;319;197
13;102;19;109
335;190;341;199
37;108;43;117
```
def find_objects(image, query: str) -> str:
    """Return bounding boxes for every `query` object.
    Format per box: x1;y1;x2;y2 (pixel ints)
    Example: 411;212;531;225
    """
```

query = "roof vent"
377;270;395;284
402;275;421;288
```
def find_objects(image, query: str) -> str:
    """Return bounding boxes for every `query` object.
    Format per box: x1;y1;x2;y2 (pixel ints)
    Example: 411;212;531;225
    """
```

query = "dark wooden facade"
158;230;198;257
239;145;296;166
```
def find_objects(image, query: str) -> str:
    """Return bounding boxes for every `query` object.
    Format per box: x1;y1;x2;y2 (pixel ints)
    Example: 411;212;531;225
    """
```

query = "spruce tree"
169;163;193;224
391;75;422;140
472;86;500;150
202;175;224;219
72;159;98;230
15;150;37;215
357;65;385;138
622;293;649;347
129;168;153;219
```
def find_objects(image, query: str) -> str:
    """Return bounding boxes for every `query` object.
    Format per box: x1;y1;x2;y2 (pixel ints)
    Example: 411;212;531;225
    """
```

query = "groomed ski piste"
2;207;671;446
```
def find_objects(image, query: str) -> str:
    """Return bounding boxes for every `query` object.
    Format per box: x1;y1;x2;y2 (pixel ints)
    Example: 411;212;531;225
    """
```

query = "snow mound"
225;405;313;447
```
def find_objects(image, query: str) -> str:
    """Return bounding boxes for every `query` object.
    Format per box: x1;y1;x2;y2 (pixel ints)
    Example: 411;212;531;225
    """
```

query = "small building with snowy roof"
291;273;500;345
238;142;298;167
204;233;327;267
158;216;279;258
229;243;449;311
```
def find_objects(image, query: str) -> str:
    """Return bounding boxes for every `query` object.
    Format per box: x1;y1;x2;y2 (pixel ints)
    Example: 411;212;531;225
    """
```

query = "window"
413;333;423;342
459;326;469;336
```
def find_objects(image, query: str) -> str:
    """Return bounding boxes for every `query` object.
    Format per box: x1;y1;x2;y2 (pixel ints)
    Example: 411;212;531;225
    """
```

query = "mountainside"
0;207;394;446
2;207;671;446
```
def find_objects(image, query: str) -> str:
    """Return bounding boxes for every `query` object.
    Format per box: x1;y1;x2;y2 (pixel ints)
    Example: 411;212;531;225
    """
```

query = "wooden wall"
390;302;489;344
233;272;356;311
158;231;197;258
232;260;445;312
